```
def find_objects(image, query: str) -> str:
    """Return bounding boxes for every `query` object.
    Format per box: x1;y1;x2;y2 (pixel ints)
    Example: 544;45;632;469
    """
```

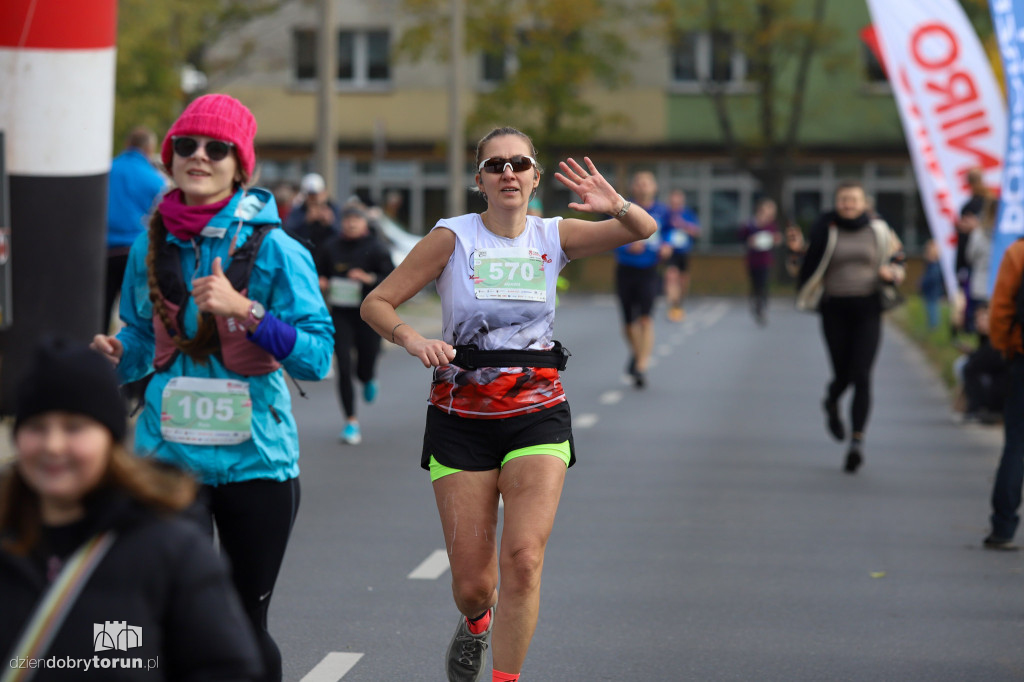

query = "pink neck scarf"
158;189;233;241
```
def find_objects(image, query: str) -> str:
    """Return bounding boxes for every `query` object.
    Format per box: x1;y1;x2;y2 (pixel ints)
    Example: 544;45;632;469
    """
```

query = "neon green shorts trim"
428;440;572;482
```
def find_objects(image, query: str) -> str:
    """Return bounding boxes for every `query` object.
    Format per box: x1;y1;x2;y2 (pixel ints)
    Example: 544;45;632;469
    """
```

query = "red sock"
466;608;491;635
492;670;519;682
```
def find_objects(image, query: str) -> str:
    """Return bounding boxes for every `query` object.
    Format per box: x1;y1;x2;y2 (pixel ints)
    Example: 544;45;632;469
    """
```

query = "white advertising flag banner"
865;0;1006;298
987;0;1024;295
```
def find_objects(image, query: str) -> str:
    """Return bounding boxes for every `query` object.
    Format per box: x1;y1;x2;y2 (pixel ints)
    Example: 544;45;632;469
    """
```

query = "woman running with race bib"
361;126;656;682
91;94;334;682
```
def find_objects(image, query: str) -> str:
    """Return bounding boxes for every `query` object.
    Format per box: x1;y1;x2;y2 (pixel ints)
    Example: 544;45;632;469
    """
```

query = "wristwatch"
245;300;265;333
615;194;631;219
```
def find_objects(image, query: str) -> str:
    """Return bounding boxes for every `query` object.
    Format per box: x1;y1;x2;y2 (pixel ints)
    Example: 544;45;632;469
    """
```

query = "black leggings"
820;295;882;435
104;250;131;332
186;477;301;682
748;265;770;316
332;308;382;418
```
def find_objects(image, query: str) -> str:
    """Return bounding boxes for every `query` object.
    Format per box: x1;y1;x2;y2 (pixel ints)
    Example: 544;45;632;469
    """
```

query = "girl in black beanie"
0;337;262;681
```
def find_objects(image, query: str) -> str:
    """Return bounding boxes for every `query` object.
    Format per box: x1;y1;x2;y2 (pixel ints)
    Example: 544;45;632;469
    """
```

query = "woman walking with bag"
788;180;904;473
91;94;333;682
361;127;655;682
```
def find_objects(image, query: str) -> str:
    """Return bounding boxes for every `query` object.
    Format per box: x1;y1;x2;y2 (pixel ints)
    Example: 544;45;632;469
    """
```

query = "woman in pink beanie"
92;94;335;682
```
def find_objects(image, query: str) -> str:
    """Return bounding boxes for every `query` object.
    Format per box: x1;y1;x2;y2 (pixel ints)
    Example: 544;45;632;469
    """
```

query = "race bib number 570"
473;247;547;302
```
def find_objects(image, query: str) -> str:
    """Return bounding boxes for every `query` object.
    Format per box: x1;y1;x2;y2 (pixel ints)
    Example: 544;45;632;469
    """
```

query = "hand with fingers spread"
554;157;624;216
191;257;251;320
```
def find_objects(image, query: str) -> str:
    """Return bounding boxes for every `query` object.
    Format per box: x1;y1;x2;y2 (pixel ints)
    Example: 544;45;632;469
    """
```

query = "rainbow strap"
0;532;115;682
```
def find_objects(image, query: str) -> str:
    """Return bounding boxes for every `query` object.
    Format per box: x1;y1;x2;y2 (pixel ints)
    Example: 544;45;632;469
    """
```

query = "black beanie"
14;337;127;442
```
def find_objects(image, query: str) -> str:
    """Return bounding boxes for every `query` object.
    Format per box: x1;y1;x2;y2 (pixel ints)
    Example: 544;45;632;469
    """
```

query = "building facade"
205;0;928;251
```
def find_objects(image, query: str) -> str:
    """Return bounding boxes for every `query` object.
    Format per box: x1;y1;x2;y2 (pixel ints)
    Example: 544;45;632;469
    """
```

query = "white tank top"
433;213;568;350
429;213;570;418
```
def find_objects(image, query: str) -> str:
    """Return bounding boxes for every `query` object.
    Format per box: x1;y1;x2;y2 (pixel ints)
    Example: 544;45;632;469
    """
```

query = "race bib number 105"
160;377;253;445
473;247;547;302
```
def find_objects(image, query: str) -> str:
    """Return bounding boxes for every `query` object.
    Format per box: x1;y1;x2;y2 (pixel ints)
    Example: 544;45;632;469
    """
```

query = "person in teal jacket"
92;94;333;682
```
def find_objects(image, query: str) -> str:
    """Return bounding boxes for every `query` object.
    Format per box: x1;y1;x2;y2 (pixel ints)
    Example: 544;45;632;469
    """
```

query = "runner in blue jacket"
92;94;333;682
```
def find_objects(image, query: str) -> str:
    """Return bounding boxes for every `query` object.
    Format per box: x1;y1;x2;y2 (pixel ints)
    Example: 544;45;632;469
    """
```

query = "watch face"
252;301;266;319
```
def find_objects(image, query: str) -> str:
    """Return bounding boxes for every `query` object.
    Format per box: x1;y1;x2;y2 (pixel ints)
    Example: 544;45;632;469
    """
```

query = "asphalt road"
270;295;1021;682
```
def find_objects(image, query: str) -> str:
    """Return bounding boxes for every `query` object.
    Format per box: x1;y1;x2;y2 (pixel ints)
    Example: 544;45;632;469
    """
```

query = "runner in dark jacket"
315;206;395;444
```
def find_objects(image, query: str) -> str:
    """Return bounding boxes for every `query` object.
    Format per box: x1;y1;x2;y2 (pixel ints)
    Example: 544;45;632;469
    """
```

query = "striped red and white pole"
0;0;117;412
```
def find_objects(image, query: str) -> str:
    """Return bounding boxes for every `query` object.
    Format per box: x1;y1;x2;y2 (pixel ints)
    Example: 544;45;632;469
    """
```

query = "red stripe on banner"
0;0;116;49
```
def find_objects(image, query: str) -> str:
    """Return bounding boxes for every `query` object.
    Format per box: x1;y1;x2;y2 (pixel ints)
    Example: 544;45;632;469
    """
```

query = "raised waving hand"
554;157;624;216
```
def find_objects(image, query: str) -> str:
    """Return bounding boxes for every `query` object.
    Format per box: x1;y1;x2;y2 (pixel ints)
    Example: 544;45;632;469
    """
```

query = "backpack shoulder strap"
225;225;274;292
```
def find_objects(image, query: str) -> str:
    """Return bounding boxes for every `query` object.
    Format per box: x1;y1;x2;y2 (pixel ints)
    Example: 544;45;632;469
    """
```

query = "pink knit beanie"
161;94;257;176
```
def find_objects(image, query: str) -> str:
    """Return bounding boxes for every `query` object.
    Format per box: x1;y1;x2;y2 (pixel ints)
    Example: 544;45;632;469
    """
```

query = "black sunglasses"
478;155;537;174
171;136;235;162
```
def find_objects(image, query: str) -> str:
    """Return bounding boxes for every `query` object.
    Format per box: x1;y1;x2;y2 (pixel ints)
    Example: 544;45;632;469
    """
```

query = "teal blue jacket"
116;188;334;485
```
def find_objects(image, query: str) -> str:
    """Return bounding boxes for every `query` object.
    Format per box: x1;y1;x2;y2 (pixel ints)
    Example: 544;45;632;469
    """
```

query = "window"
339;30;390;85
480;31;525;85
338;31;354;80
709;190;741;245
294;29;316;80
366;31;390;81
792;191;822;230
482;48;509;83
672;32;699;81
294;28;391;86
671;31;746;86
864;44;887;84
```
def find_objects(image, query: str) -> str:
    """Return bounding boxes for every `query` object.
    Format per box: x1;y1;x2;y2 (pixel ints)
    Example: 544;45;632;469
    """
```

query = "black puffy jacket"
0;493;263;681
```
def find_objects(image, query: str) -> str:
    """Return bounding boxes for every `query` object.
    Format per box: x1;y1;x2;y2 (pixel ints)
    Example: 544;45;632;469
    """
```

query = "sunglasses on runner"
478;155;537;174
171;136;235;162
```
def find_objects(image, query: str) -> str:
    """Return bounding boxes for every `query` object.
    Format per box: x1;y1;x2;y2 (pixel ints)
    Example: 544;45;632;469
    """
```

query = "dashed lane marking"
408;549;451;580
575;413;599;428
599;390;623;405
300;652;363;682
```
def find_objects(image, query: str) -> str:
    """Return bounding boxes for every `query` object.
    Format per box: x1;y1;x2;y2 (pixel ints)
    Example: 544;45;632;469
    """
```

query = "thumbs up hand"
192;256;251;319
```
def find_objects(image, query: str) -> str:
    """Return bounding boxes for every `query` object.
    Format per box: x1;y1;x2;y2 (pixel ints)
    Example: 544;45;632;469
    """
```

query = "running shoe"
667;307;685;322
445;610;491;682
340;422;362;445
823;399;845;441
983;534;1019;551
363;379;379;404
843;445;862;473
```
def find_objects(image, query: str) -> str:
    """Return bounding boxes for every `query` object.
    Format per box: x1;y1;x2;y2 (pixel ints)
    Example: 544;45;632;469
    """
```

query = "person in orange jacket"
983;236;1024;550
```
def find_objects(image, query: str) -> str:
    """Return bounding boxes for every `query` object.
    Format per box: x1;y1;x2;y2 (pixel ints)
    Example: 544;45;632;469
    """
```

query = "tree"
113;0;282;150
654;0;841;222
396;0;633;203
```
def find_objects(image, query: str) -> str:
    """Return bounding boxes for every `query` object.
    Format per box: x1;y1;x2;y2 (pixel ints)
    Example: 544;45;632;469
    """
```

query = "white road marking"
657;344;672;356
702;302;730;327
575;413;599;428
599;390;623;405
408;549;451;580
300;652;364;682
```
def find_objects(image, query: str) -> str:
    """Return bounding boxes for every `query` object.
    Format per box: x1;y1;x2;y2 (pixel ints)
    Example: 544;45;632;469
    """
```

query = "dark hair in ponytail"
145;212;221;363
